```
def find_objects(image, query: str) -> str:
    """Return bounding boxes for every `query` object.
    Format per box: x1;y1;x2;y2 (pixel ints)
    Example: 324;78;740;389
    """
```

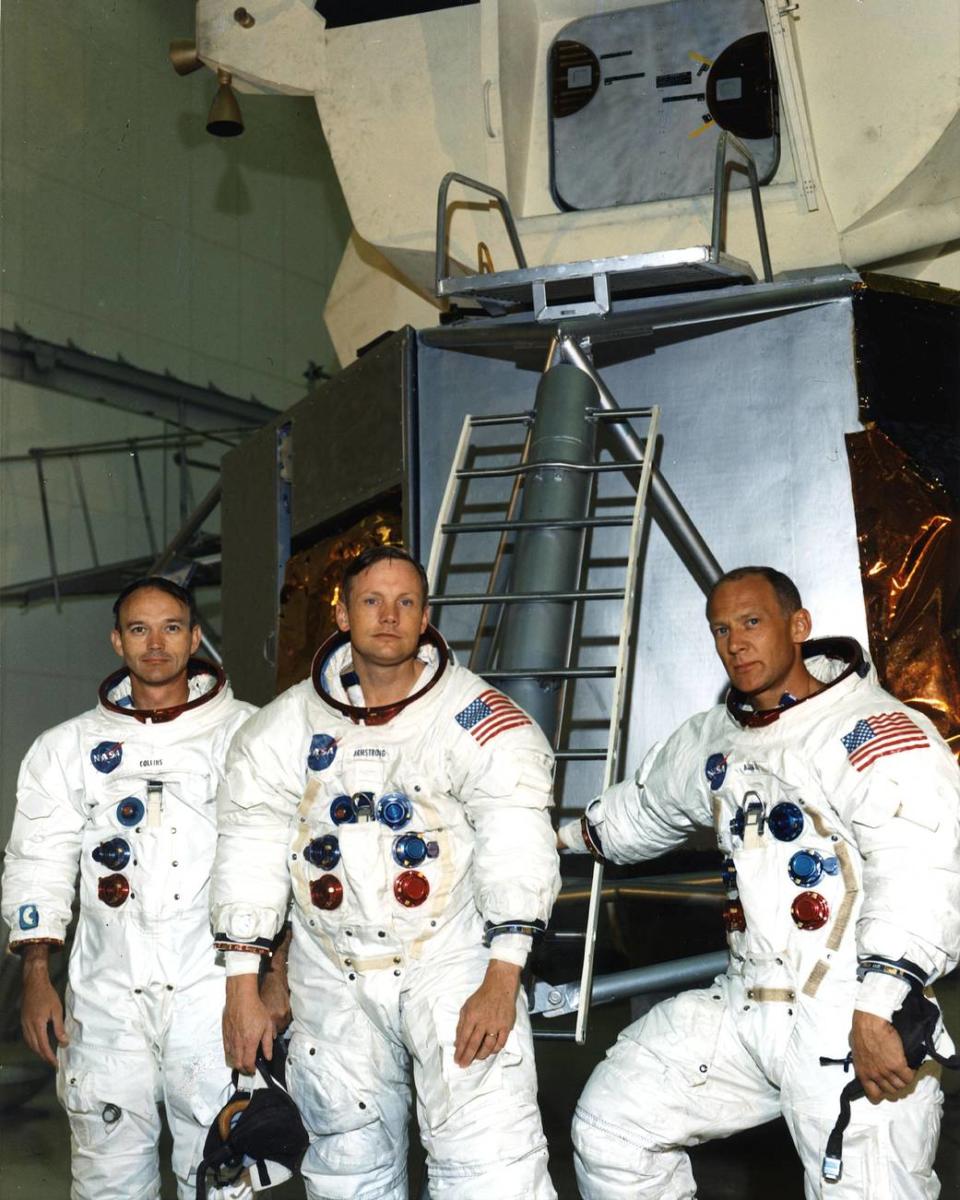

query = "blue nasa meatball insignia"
307;733;338;772
705;752;728;791
91;741;123;774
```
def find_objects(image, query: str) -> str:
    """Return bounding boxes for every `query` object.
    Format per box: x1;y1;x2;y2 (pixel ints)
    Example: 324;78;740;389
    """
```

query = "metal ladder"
425;398;660;1044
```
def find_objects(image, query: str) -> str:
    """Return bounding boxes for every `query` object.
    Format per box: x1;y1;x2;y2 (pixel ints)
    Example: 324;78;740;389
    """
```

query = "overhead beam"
1;327;279;430
0;537;222;606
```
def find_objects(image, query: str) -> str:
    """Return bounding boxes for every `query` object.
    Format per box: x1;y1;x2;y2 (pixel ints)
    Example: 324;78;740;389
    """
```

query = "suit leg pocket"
57;1045;160;1152
286;1032;406;1179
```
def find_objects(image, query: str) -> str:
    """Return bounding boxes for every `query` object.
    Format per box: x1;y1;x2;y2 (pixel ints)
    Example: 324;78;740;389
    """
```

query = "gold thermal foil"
275;509;403;694
846;428;960;757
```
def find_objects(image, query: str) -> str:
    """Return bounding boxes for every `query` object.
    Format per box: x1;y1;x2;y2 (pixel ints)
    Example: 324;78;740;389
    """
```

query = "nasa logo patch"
91;741;123;774
705;752;728;792
18;904;39;931
307;733;337;772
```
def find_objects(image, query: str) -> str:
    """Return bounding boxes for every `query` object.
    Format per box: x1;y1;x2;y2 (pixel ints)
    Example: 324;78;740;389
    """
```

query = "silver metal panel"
416;293;867;812
567;299;866;815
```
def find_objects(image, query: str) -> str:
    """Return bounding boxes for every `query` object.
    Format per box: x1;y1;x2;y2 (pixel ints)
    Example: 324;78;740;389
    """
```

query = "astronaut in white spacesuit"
212;545;561;1199
2;577;256;1200
561;566;960;1199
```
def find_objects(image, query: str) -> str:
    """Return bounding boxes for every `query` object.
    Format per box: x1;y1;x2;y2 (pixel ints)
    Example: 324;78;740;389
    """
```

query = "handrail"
435;171;527;294
710;130;773;283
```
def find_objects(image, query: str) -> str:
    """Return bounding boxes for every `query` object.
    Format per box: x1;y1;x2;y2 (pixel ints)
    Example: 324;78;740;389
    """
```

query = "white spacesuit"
2;661;255;1200
561;638;960;1199
211;627;561;1199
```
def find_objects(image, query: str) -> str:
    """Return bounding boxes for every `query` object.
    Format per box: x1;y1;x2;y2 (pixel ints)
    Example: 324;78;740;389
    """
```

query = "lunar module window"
549;0;779;211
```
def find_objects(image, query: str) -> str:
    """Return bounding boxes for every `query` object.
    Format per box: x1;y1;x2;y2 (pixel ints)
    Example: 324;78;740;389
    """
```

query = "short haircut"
113;576;198;629
340;545;429;606
707;566;802;617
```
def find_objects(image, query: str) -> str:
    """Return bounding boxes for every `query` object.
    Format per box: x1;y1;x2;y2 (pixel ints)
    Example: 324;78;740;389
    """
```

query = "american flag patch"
455;689;531;746
840;712;929;772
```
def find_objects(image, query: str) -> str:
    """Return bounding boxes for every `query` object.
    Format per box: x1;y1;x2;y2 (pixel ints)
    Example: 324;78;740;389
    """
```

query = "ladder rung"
442;516;634;534
469;412;534;427
554;749;608;761
482;667;615;680
592;407;654;420
429;589;624;605
457;460;643;480
465;409;652;429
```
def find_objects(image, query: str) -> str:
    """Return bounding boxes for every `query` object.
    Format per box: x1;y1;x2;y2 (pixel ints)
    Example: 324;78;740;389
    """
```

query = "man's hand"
224;973;276;1073
21;945;68;1068
454;959;521;1068
259;930;292;1035
851;1010;915;1102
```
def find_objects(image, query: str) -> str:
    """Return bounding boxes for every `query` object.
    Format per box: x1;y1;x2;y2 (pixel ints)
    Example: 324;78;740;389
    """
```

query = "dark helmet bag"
195;1044;309;1199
